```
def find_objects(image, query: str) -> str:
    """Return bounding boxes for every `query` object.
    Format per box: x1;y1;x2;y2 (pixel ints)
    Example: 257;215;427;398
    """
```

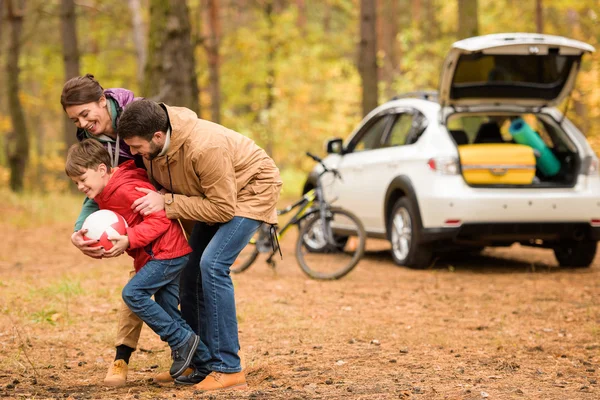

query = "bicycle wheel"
295;207;366;280
230;230;261;274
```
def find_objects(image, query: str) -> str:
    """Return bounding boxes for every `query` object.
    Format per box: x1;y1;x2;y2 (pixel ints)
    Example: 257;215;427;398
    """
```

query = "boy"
65;139;200;381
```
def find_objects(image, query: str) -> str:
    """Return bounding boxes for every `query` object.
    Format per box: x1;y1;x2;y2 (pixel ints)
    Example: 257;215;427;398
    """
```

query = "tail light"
427;157;459;175
588;158;599;175
582;156;599;175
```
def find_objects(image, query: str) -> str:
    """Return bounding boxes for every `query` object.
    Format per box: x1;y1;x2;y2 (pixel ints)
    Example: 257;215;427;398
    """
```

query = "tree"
535;0;543;33
60;0;80;155
358;0;378;116
458;0;478;39
378;0;399;98
128;0;147;87
204;0;222;123
5;0;29;192
296;0;305;32
144;0;199;113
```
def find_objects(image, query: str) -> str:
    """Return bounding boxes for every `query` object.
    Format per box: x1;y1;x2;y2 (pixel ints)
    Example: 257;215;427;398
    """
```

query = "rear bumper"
421;222;600;244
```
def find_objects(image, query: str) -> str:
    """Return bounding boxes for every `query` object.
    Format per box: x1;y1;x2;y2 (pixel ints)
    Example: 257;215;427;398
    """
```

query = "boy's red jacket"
95;160;192;271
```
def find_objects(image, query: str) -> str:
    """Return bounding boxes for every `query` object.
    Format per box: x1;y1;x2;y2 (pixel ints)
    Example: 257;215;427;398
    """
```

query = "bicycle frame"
250;165;337;255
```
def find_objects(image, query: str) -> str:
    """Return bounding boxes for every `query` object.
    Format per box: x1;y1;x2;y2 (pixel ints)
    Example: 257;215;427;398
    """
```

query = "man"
116;100;282;391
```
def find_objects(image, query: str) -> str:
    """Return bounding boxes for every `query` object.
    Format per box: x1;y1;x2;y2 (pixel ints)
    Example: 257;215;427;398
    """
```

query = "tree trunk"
411;0;421;27
422;0;437;40
144;0;200;114
205;0;222;123
566;8;587;133
457;0;478;39
535;0;543;33
378;0;398;98
60;0;80;157
128;0;147;86
6;0;29;192
0;0;4;120
264;1;275;157
358;0;378;116
323;0;331;33
296;0;305;32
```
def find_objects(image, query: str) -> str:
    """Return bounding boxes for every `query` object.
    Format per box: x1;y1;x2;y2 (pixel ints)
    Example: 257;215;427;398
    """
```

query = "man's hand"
104;234;130;258
71;229;105;259
131;187;165;215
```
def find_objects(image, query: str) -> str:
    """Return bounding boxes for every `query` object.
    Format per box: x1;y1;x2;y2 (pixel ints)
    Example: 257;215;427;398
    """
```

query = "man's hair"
65;139;112;177
116;100;169;141
60;74;104;110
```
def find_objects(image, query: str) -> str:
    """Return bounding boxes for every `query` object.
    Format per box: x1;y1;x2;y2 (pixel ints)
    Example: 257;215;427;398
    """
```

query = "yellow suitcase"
458;143;536;185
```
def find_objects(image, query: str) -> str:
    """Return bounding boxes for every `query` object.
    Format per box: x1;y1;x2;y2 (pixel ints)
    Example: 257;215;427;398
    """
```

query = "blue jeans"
180;217;261;373
122;255;196;352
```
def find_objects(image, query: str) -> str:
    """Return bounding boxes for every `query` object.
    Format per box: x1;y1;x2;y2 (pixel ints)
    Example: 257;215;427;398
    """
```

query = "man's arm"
164;146;237;223
125;188;172;249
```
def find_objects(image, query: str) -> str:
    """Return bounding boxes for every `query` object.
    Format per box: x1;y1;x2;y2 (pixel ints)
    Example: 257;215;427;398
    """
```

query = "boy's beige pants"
115;269;143;349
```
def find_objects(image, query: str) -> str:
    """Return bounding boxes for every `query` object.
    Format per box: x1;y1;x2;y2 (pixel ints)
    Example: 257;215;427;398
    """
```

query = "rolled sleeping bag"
508;118;561;177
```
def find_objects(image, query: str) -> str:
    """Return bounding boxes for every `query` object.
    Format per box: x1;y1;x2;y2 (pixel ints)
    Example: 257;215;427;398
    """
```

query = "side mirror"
325;138;344;155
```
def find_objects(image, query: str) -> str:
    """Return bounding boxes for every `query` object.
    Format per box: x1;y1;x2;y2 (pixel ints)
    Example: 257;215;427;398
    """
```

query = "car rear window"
451;53;578;101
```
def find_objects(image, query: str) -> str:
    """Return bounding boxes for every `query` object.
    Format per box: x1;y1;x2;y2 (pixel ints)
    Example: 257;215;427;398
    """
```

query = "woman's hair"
60;74;104;110
65;139;112;177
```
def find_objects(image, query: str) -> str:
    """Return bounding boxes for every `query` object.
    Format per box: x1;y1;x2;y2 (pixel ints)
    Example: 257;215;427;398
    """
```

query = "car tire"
389;197;433;269
553;240;597;268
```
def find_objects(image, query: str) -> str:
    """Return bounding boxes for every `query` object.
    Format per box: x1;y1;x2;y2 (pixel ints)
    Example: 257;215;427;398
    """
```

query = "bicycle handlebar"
306;152;342;181
306;152;322;163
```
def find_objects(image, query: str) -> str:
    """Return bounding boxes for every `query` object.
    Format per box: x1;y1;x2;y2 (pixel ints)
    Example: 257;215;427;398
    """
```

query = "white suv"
305;33;600;269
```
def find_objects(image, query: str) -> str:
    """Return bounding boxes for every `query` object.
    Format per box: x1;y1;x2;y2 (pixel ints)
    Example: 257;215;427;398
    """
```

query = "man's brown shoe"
193;371;248;391
153;367;193;384
104;360;128;387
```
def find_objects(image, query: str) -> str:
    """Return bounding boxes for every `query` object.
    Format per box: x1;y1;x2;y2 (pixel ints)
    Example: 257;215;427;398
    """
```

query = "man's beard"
146;141;163;160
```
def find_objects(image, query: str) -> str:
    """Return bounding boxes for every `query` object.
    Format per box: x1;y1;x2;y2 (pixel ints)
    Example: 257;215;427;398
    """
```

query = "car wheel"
389;197;433;269
553;240;597;268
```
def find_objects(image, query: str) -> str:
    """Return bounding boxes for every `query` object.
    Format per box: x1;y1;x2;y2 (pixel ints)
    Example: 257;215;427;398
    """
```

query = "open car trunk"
438;33;594;188
447;112;580;188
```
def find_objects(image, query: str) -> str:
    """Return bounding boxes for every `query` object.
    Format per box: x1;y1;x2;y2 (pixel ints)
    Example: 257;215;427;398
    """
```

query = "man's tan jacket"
145;105;282;226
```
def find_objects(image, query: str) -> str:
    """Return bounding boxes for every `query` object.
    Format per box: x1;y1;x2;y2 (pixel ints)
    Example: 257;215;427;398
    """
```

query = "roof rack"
389;91;438;102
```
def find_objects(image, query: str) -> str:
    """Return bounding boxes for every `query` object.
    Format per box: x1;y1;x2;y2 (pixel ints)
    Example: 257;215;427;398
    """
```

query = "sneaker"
104;359;128;387
193;371;248;391
153;367;193;384
170;334;200;378
174;368;209;386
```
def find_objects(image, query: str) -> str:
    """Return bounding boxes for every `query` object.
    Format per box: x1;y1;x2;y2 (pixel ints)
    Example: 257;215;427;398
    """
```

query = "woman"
61;75;147;387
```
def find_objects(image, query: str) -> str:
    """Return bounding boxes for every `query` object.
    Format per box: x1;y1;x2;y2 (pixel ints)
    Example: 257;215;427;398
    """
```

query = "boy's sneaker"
104;359;128;387
170;334;200;378
174;368;209;386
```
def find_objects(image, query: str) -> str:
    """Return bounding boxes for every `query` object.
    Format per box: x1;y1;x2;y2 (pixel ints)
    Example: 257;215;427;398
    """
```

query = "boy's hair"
60;74;104;110
65;139;112;177
116;99;169;141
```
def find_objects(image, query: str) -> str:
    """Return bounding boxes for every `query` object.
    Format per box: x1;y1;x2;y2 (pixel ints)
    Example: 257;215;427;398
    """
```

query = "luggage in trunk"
458;143;536;185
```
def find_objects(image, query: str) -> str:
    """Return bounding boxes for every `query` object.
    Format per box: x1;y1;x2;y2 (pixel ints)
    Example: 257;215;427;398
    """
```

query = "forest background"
0;0;599;196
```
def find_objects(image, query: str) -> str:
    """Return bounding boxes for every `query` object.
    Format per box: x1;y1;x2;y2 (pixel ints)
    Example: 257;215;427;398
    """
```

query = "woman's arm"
71;197;105;258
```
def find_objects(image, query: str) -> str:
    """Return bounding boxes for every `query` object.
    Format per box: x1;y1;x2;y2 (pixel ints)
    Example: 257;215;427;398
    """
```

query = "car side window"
384;113;414;147
352;116;390;152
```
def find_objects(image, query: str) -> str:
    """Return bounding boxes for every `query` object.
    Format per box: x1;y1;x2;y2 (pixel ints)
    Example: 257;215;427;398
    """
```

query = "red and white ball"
82;210;128;251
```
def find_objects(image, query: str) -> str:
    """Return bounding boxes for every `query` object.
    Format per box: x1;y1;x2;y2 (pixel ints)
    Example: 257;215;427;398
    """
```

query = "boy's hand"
104;234;129;258
71;229;104;259
131;188;165;216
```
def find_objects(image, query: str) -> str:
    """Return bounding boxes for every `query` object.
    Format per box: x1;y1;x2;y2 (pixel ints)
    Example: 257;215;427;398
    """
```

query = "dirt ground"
1;219;599;400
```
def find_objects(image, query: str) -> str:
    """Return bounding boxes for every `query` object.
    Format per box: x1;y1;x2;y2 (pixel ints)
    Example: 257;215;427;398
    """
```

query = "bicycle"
231;152;367;280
